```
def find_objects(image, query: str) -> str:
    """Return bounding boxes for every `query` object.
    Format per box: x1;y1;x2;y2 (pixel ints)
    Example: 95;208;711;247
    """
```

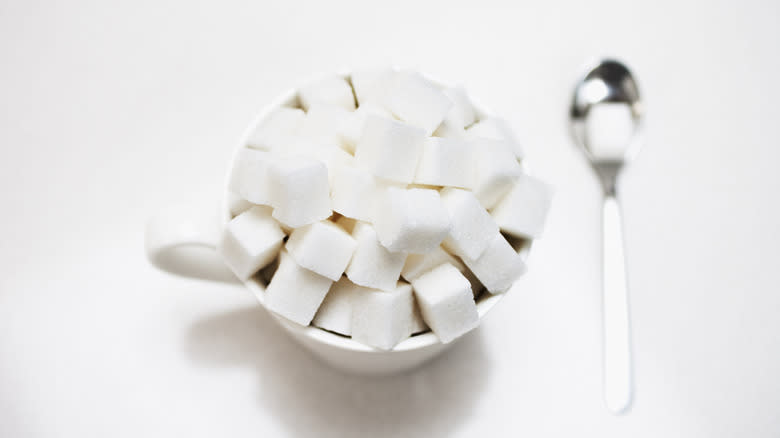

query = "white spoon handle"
602;196;633;414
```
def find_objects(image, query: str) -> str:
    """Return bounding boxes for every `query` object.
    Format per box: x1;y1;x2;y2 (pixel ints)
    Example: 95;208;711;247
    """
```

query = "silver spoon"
570;58;643;414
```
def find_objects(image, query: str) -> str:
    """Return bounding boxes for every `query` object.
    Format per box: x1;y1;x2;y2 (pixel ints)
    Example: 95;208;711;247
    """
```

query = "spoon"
570;58;643;414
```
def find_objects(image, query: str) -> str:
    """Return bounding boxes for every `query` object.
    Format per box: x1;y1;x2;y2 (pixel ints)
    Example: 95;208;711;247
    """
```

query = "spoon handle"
602;195;633;414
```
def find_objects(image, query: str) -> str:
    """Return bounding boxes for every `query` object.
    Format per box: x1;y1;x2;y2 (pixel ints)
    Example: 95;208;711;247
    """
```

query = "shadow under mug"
144;73;531;375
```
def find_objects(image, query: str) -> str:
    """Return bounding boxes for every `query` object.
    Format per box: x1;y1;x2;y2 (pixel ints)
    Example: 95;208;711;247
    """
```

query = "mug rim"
221;69;529;353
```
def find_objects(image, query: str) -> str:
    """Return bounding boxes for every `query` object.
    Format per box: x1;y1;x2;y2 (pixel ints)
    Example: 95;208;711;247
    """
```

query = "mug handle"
144;198;240;283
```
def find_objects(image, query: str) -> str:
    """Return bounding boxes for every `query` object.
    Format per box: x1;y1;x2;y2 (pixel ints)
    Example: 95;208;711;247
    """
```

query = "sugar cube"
386;71;453;135
350;67;397;105
345;222;406;291
267;157;331;228
401;246;458;281
461;233;526;294
264;251;334;326
373;187;452;254
341;103;394;153
351;281;414;350
312;276;364;336
441;86;477;130
228;148;275;206
401;246;482;296
286;221;357;281
329;164;385;222
354;115;426;184
413;137;473;188
246;107;305;151
466;117;524;158
298;75;356;111
217;206;285;280
439;187;499;259
299;104;355;152
470;138;523;209
292;141;354;185
490;173;553;238
411;263;479;343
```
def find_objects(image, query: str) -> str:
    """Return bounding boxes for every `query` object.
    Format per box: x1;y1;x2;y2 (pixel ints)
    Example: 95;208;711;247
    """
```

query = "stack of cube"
218;68;553;350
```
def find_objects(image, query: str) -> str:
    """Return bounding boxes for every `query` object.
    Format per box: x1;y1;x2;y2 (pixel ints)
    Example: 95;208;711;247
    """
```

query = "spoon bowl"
571;60;643;193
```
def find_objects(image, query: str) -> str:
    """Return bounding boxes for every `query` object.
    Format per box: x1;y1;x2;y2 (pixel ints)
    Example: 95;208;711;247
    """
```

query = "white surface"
1;0;780;437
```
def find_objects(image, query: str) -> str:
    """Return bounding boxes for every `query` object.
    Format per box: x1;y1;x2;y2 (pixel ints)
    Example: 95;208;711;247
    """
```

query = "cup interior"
221;73;532;353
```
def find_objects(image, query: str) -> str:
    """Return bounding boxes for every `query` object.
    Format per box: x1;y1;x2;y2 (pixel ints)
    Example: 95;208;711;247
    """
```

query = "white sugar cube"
286;221;356;281
217;206;285;280
401;246;482;296
350;67;397;105
341;103;394;153
386;71;453;135
351;281;414;350
278;135;342;161
329;164;385;222
441;86;477;129
585;103;635;160
246;107;305;151
298;75;356;111
325;147;356;184
354;115;426;184
413;137;473;188
268;158;331;228
292;141;354;185
466;117;524;158
299;104;354;152
439;187;499;260
411;263;479;343
373;187;451;254
401;246;459;281
461;233;526;294
471;138;523;209
312;276;365;336
411;299;429;334
228;148;275;206
345;222;406;291
264;251;334;326
227;192;254;217
490;173;553;238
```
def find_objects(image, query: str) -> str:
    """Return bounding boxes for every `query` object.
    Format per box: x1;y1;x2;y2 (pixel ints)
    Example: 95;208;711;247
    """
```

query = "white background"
1;1;779;437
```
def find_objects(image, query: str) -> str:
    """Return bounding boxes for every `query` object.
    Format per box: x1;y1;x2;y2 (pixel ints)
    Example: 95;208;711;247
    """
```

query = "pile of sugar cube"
218;68;552;350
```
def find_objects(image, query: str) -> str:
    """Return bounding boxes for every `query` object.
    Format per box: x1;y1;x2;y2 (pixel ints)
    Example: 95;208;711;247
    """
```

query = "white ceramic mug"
145;74;530;375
